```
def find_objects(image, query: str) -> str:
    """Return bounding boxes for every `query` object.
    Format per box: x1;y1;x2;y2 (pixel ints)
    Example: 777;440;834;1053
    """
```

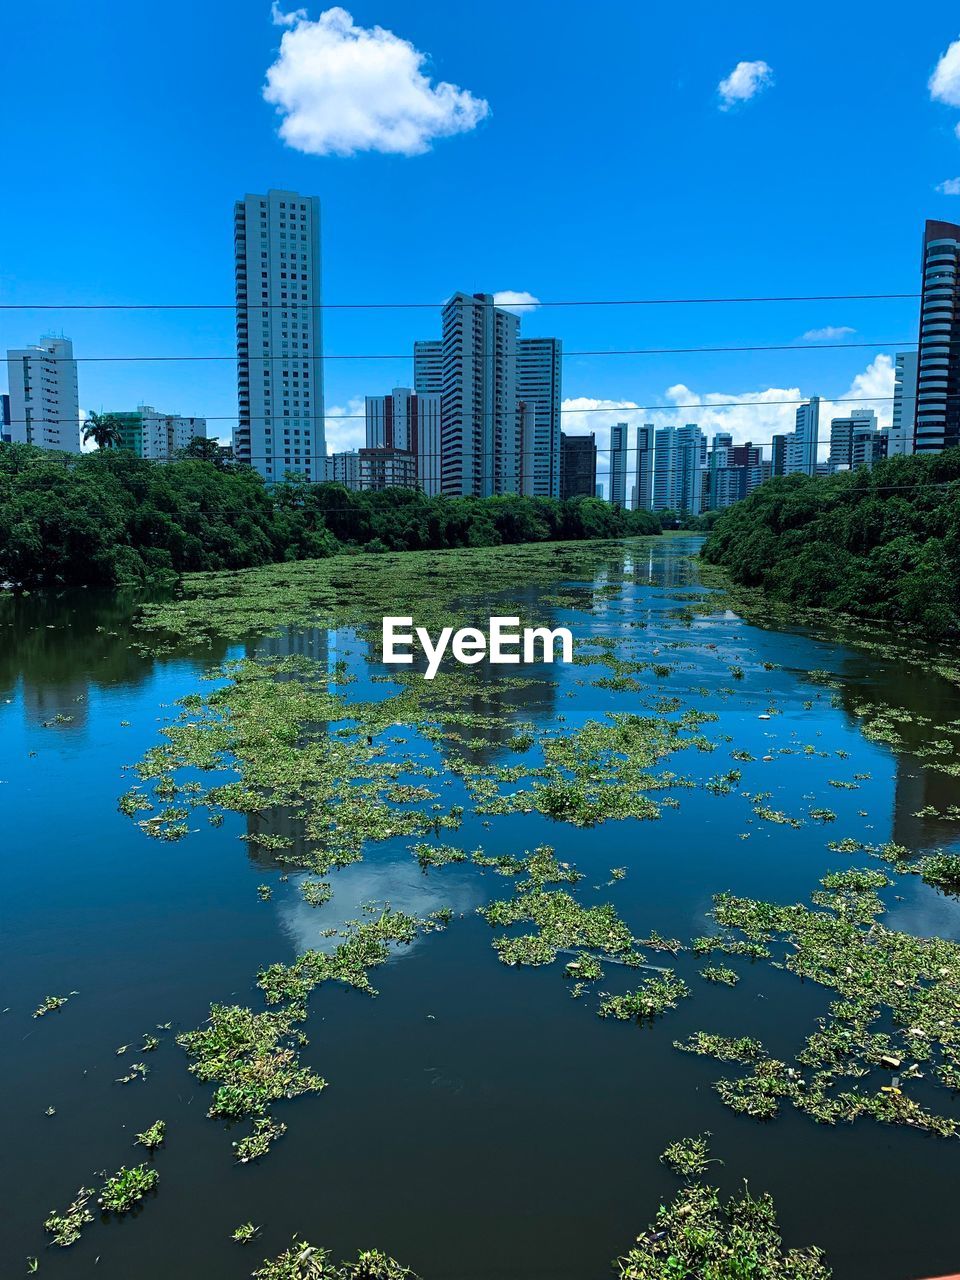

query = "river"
2;535;959;1279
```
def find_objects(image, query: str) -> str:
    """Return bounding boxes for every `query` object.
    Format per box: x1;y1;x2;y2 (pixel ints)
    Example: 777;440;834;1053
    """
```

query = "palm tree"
82;411;125;451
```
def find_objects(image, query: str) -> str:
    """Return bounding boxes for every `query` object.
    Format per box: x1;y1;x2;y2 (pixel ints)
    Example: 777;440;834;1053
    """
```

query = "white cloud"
936;177;960;194
717;60;773;110
264;6;490;156
492;290;540;314
930;36;960;107
324;396;366;453
801;325;856;341
561;354;897;484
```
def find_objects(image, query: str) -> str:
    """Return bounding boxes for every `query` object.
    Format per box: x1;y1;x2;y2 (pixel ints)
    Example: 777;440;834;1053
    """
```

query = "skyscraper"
890;351;917;456
6;336;80;451
413;341;442;395
363;387;441;495
634;424;654;511
437;292;518;497
653;424;705;512
416;293;562;498
609;422;630;506
560;432;597;499
516;337;562;496
914;219;960;454
233;189;324;481
785;397;820;475
828;409;878;470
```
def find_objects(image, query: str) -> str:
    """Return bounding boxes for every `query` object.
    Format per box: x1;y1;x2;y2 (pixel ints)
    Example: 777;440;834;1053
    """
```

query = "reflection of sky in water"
276;852;482;956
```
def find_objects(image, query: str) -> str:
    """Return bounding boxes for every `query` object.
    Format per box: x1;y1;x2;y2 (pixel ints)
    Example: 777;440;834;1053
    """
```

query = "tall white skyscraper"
609;422;630;506
890;351;917;456
785;397;820;475
234;189;324;482
6;336;80;451
653;424;705;512
363;387;441;495
634;424;654;510
516;337;562;497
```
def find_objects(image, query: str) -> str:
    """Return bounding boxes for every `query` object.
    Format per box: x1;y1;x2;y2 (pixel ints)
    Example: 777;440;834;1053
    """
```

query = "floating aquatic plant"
135;1120;166;1150
44;1186;94;1246
98;1164;158;1214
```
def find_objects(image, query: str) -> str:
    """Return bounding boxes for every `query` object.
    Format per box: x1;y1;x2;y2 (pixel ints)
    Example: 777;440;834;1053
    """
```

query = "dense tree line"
701;449;960;638
0;444;661;589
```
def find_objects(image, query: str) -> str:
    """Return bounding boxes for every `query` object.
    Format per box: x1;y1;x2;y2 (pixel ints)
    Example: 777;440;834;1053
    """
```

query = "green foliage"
617;1155;830;1279
135;1119;166;1150
44;1187;94;1246
98;1164;159;1214
701;452;960;638
0;444;659;589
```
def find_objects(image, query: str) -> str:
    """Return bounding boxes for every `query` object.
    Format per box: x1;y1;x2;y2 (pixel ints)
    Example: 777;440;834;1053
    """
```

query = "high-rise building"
436;292;518;497
771;434;788;477
1;393;10;443
363;387;441;495
516;337;562;496
609;422;630;506
890;351;917;456
560;432;597;499
828;409;879;470
417;293;562;498
413;340;442;395
6;336;80;451
324;451;360;489
233;189;324;482
653;424;705;512
111;405;206;460
915;219;960;454
634;424;654;510
785;397;820;475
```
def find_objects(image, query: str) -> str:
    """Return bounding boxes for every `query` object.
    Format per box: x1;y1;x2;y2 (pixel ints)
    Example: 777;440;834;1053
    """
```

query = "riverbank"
700;448;960;640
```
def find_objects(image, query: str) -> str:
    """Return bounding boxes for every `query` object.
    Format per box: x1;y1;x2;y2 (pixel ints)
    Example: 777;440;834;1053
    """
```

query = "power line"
0;291;922;311
0;394;923;428
14;339;918;363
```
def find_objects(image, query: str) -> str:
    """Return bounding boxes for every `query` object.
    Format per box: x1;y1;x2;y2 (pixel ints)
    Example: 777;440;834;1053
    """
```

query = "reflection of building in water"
833;655;960;851
249;625;333;666
23;679;91;730
246;803;313;871
245;625;334;862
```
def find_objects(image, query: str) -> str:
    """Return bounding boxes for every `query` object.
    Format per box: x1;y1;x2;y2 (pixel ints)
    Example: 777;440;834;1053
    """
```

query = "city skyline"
5;3;960;468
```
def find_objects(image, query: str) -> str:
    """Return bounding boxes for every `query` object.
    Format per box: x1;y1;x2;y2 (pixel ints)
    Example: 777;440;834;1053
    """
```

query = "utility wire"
0;291;922;311
11;339;918;362
0;394;926;427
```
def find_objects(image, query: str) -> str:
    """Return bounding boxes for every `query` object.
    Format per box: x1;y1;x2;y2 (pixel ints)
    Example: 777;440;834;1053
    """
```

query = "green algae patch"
683;878;960;1136
44;1187;94;1247
177;1003;325;1158
617;1138;830;1280
98;1164;159;1215
598;971;690;1022
253;1239;418;1279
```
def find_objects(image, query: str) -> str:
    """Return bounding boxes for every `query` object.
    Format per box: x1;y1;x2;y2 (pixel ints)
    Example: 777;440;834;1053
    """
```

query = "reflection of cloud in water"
276;852;481;956
885;880;960;942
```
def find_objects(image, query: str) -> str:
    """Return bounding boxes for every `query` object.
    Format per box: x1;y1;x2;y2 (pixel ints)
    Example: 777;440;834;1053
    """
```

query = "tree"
82;411;126;451
177;436;234;468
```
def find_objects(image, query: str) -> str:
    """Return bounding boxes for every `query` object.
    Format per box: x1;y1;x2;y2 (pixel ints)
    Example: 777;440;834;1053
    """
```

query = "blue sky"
4;0;960;468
